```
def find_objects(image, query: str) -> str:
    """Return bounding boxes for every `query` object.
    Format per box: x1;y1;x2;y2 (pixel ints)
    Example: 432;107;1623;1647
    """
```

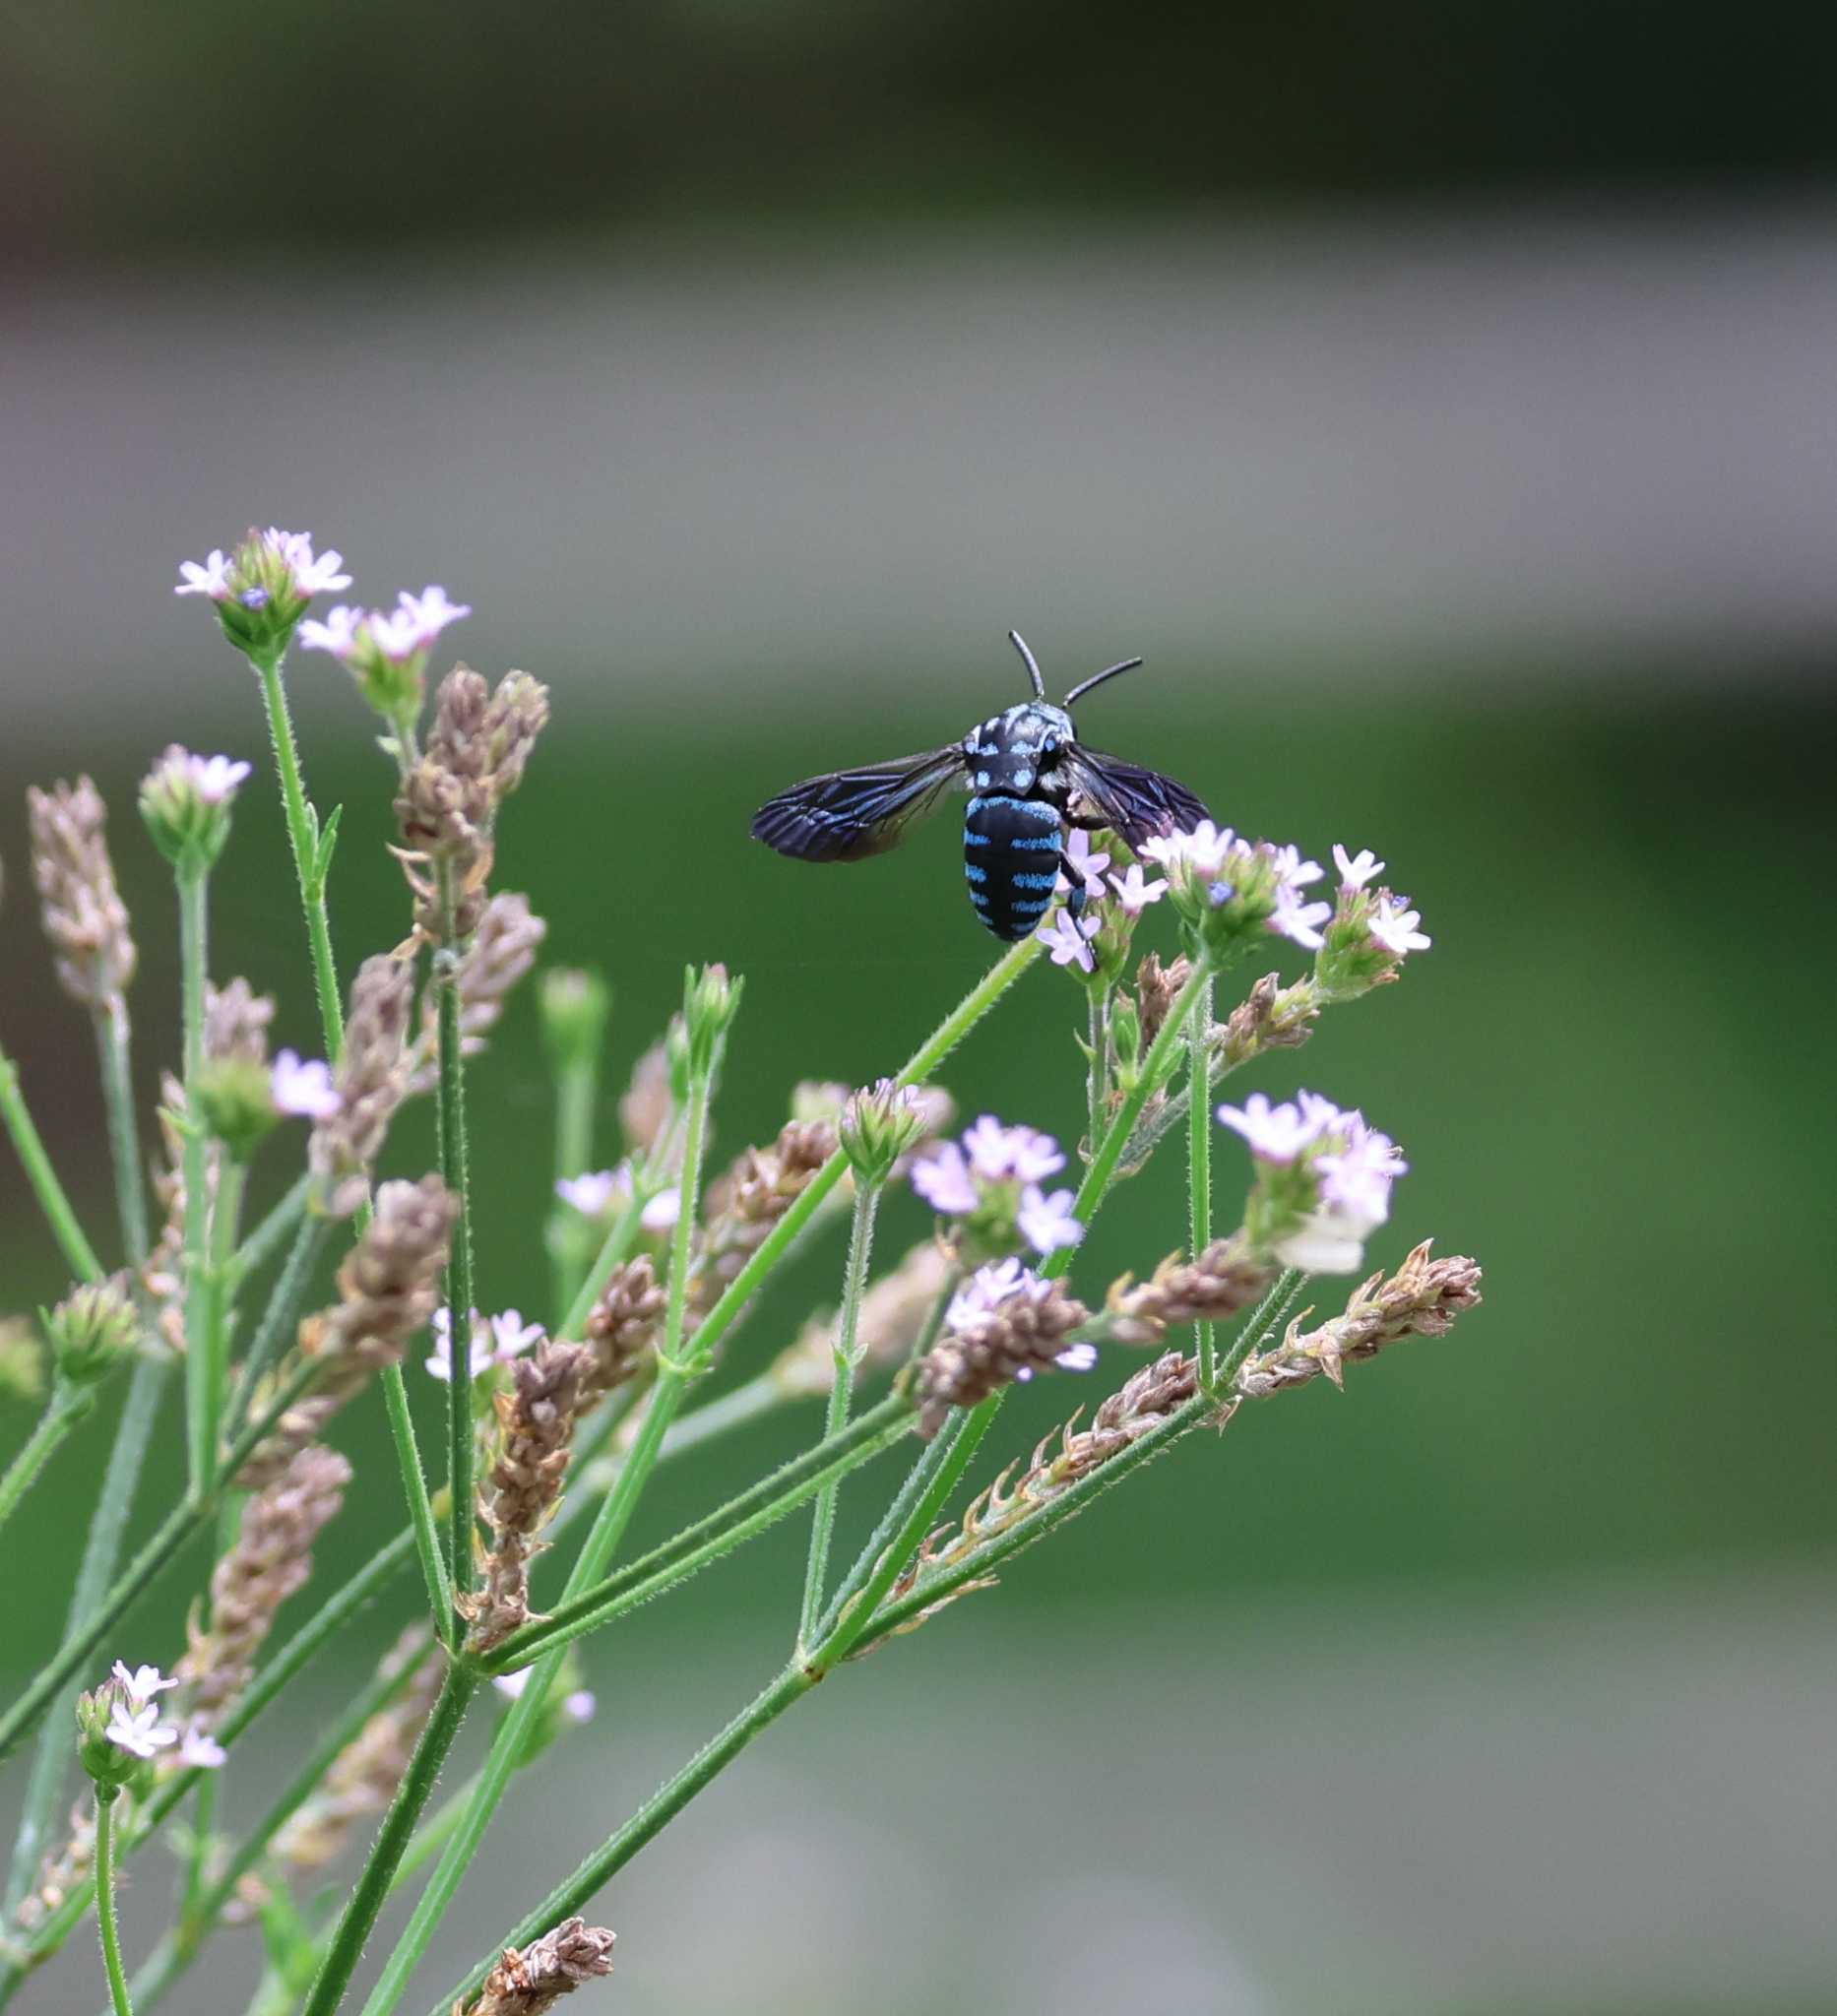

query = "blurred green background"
2;3;1835;2011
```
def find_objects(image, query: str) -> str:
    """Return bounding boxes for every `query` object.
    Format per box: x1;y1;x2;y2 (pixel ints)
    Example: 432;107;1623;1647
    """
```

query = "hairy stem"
177;865;213;1490
93;1796;131;2016
434;936;476;1622
300;1662;478;2016
1188;971;1216;1388
797;1178;880;1648
382;1364;456;1635
0;1046;103;1284
254;652;345;1058
93;1001;150;1269
0;1385;91;1539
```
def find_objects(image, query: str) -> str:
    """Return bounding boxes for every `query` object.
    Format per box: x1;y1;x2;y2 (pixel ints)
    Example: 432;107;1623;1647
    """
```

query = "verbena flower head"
539;967;611;1073
175;528;351;660
1140;821;1330;962
911;1116;1082;1264
299;585;472;733
1222;1088;1409;1274
1313;842;1433;1000
912;1258;1095;1435
1037;908;1100;973
78;1663;187;1790
138;747;251;871
1057;830;1113;904
1108;861;1169;916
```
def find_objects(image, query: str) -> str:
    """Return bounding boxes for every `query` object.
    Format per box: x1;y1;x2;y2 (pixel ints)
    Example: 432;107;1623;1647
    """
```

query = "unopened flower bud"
193;1054;279;1161
46;1276;137;1385
839;1078;931;1185
539;967;610;1074
681;963;741;1077
138;747;251;872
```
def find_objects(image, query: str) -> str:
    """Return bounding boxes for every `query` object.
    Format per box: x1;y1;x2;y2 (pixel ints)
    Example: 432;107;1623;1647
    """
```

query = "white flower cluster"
554;1164;681;1235
425;1307;546;1383
912;1115;1084;1255
1218;1089;1409;1273
103;1662;223;1769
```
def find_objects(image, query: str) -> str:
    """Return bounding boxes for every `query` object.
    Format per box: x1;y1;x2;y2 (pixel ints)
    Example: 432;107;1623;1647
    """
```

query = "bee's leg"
1064;810;1110;832
1057;853;1086;920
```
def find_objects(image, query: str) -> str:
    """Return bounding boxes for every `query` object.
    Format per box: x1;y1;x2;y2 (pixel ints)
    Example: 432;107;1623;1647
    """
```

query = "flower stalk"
93;1794;132;2016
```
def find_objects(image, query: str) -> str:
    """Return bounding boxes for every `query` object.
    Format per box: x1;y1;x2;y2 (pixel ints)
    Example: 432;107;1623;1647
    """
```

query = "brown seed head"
1134;951;1191;1053
179;1443;351;1726
687;1118;840;1328
310;955;414;1217
204;977;276;1064
618;1040;673;1157
26;777;136;1009
463;1340;594;1654
1235;1240;1484;1397
462;1918;615;2014
238;1174;456;1487
911;1264;1091;1438
1214;971;1319;1072
580;1255;665;1405
1103;1234;1274;1348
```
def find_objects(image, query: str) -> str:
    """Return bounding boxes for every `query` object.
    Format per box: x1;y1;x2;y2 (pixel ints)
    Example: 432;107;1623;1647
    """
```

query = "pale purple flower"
640;1188;681;1234
271;1048;340;1121
1332;844;1385;892
564;1688;597;1725
1368;895;1431;957
398;585;471;641
175;550;232;599
493;1668;534;1701
555;1169;622;1217
1037;909;1100;973
276;534;351;597
1216;1092;1330;1164
154;752;250;807
912;1141;979;1216
106;1698;177;1761
488;1310;544;1363
111;1662;177;1706
1053;1341;1100;1372
1140;819;1243;881
425;1307;494;1383
297;605;364;659
1017;1183;1084;1254
1267;844;1331;949
961;1116;1065;1185
1108;861;1168;914
1056;830;1112;903
174;1723;227;1770
1314;1115;1409;1223
947;1256;1055;1329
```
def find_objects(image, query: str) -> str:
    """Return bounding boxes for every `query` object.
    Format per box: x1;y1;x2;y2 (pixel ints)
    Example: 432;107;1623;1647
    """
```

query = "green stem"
93;1001;150;1268
0;1354;320;1763
93;1796;131;2016
177;866;212;1490
654;1064;711;1375
0;1047;103;1284
484;1400;914;1671
231;1173;312;1290
2;1354;168;1936
253;652;344;1058
434;945;475;1620
0;1385;91;1539
196;1157;245;1473
422;1664;816;2016
300;1662;478;2016
797;1179;880;1648
857;1270;1303;1647
1188;972;1216;1389
224;1214;328;1438
382;1364;455;1633
1086;984;1109;1157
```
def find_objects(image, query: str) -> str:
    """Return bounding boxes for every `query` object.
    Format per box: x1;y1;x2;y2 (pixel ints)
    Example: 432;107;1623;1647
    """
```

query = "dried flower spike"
688;1115;839;1330
237;1174;456;1487
1235;1241;1483;1396
463;1918;615;2014
1102;1234;1273;1348
26;776;137;1009
463;1341;595;1654
310;955;414;1217
178;1443;351;1727
580;1255;666;1404
910;1260;1093;1438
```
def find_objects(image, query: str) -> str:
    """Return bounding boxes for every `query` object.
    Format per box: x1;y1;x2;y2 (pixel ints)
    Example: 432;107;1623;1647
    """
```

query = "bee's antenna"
1008;629;1047;700
1063;656;1145;708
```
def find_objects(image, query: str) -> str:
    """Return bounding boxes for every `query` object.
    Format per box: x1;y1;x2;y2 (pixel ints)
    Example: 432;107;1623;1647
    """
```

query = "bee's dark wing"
751;747;967;862
1062;746;1211;850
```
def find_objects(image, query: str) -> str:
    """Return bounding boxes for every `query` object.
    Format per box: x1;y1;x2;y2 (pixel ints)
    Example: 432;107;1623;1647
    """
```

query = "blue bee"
752;632;1209;941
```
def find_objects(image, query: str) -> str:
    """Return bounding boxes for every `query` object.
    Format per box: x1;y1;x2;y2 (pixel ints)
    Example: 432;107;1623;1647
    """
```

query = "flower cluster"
910;1114;1083;1263
1037;829;1170;977
301;586;472;732
175;527;350;659
1138;821;1330;960
138;746;252;871
426;1306;546;1383
910;1259;1096;1437
76;1663;223;1793
553;1164;680;1236
1219;1089;1408;1273
1312;844;1433;1000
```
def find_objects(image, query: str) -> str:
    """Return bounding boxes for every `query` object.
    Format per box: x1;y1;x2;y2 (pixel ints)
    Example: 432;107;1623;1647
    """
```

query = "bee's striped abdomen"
963;793;1064;940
